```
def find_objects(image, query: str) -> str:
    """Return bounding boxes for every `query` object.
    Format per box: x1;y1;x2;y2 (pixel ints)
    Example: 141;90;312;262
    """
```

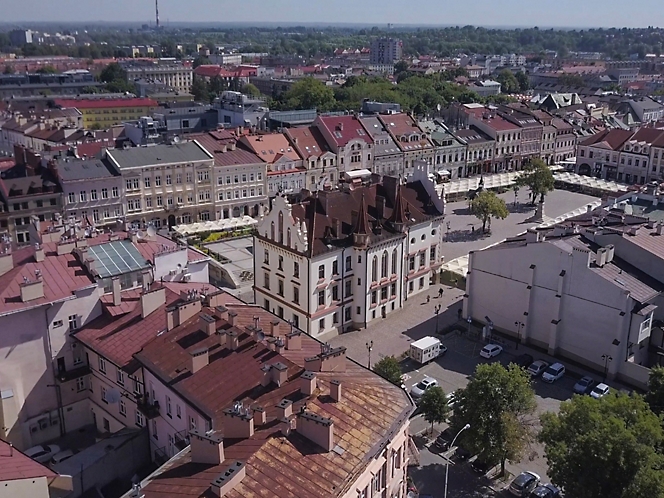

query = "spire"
389;184;408;229
354;193;370;235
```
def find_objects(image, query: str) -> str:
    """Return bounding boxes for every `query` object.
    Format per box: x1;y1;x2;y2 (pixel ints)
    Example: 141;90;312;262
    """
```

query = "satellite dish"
136;230;145;240
147;225;157;237
106;389;121;404
256;330;265;342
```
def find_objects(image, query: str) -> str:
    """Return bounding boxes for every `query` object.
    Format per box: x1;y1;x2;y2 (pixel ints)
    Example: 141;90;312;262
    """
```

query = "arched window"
278;212;284;244
287;228;291;248
270;221;275;240
381;251;388;279
371;255;378;282
392;249;398;275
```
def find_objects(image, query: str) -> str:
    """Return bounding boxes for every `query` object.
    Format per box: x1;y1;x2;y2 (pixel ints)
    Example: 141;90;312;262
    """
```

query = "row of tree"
374;354;664;497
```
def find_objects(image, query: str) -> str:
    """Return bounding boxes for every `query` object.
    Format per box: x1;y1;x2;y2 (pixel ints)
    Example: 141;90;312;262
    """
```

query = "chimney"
330;380;341;402
305;346;347;373
34;244;45;262
228;311;238;327
629;226;638;236
269;319;280;336
657;222;663;235
215;305;229;321
190;429;224;465
141;287;166;318
56;239;76;255
227;331;239;351
275;337;285;354
167;299;203;331
111;277;121;306
286;330;302;351
260;365;272;387
252;406;266;426
140;270;152;291
0;250;13;277
218;330;228;349
210;461;246;498
296;411;334;452
596;247;608;267
300;371;317;396
271;362;288;386
190;348;209;374
20;279;44;302
275;399;293;419
199;313;217;336
223;405;254;438
204;290;226;308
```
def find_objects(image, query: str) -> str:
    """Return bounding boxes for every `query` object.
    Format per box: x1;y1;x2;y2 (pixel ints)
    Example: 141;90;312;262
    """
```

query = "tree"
193;56;212;69
515;158;555;203
512;184;520;205
557;73;585;87
191;78;209;102
471;190;509;232
496;69;519;94
99;62;126;84
450;363;536;475
3;65;13;74
372;356;403;386
281;77;336;112
420;386;449;434
242;83;261;97
540;393;664;498
645;366;664;415
514;71;530;92
36;65;57;74
394;60;410;74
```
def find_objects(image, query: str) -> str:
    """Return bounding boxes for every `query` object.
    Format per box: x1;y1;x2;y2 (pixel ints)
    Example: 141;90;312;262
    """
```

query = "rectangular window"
319;318;325;332
155;176;161;186
186;172;193;183
318;290;325;306
345;255;352;271
166;174;172;185
345;307;351;321
76;377;86;392
430;247;436;261
278;279;284;297
293;286;300;304
68;314;78;331
293;261;299;278
332;260;338;275
264;272;270;290
318;265;325;279
371;290;377;305
278;255;283;271
98;356;106;374
112;187;119;197
264;250;269;264
101;386;108;403
144;177;151;188
156;195;163;207
119;399;126;416
345;280;352;297
409;257;415;271
419;253;425;267
117;370;125;386
332;285;339;301
391;283;396;297
80;191;87;202
176;404;182;418
176;173;182;184
166;396;172;417
101;188;108;199
68;192;76;204
189;416;197;430
381;287;388;300
136;411;144;427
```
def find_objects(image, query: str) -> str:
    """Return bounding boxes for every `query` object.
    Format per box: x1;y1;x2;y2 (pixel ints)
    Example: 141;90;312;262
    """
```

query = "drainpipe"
44;304;65;436
341;246;346;333
364;247;369;329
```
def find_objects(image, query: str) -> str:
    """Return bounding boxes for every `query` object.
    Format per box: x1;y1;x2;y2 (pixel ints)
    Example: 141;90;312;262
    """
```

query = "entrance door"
167;215;176;228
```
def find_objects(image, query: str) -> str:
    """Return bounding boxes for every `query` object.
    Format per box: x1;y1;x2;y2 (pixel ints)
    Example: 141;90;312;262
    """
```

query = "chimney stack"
112;276;121;306
296;411;334;452
190;348;209;374
300;371;316;396
228;311;238;327
189;429;224;465
269;320;280;336
275;337;285;354
223;404;254;438
214;305;229;321
34;244;45;262
286;331;302;350
657;222;663;235
275;399;293;419
271;362;288;386
252;406;266;426
330;380;342;402
199;313;217;336
141;287;166;318
210;461;246;498
227;331;239;351
260;364;272;387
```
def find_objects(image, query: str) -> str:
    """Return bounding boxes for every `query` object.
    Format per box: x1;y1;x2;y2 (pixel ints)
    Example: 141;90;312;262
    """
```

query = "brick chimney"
210;461;246;497
296;411;334;451
199;313;217;336
300;371;316;396
271;362;288;386
223;404;254;438
286;330;302;350
252;406;266;426
20;279;44;302
215;305;229;321
228;311;238;327
260;365;272;387
227;330;239;351
275;337;285;354
141;287;166;319
330;380;342;402
275;399;293;419
167;299;203;331
189;429;224;465
190;348;209;374
304;346;347;373
269;319;280;336
34;244;45;262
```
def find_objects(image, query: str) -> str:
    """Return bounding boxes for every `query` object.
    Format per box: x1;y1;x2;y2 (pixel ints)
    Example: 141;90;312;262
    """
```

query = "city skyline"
2;0;664;28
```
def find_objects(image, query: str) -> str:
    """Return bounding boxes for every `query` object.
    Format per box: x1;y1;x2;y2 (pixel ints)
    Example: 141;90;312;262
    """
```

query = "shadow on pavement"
410;461;498;498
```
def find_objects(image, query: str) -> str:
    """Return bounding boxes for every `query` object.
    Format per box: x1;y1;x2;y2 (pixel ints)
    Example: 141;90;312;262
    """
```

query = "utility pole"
155;0;160;29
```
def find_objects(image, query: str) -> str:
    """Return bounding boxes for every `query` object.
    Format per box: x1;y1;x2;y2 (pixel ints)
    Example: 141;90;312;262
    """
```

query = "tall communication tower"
155;0;160;29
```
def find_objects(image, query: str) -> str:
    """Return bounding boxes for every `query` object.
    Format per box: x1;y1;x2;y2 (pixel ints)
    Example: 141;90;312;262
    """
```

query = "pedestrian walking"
426;295;430;303
438;288;444;298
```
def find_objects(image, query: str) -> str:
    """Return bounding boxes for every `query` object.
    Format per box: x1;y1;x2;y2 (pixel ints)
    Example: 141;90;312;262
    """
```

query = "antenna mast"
155;0;160;29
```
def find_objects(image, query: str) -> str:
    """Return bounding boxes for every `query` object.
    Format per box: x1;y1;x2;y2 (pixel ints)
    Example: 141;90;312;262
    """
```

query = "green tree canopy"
645;366;664;416
99;62;126;84
281;77;336;112
3;65;13;74
514;71;530;92
470;190;509;231
372;356;403;386
193;56;212;68
36;65;57;74
242;83;261;97
515;158;555;203
496;69;519;94
450;363;536;475
540;393;664;498
420;386;450;433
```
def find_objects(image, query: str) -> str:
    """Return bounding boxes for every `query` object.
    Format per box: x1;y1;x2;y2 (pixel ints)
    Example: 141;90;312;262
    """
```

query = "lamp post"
435;304;442;334
602;354;613;382
444;423;470;498
366;341;374;370
467;316;472;336
514;321;524;350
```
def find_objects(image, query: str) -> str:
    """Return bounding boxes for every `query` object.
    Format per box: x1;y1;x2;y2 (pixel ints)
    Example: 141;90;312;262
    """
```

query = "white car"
410;377;438;400
542;363;566;383
480;344;503;359
24;444;61;464
590;383;610;399
50;449;75;465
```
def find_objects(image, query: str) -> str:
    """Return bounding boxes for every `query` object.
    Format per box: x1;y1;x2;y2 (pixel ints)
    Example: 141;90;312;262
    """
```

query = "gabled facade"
314;115;374;173
358;115;404;178
419;120;468;179
378;113;436;177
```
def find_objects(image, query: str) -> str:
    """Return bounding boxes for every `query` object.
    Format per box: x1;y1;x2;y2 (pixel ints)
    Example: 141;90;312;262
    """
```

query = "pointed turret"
352;194;371;248
389;185;408;232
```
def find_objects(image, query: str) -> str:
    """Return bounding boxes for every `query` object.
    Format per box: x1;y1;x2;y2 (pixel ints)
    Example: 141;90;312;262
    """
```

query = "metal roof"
56;158;119;181
106;142;212;169
87;240;150;278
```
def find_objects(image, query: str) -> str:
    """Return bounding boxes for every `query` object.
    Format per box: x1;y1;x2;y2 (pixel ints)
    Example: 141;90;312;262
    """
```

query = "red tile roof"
464;107;521;132
53;98;158;110
0;440;56;482
377;113;435;150
190;133;265;167
238;134;302;162
316;115;374;147
284;126;332;159
580;129;635;150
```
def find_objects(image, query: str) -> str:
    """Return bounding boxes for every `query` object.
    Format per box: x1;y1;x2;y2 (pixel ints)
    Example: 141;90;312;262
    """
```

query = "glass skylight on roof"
88;240;150;279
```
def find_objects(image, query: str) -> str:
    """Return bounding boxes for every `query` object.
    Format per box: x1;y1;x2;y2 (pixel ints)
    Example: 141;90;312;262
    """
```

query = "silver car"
410;377;438;400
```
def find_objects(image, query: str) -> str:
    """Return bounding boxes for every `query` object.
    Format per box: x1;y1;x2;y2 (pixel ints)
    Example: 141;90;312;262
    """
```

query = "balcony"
136;395;160;419
56;364;91;383
174;429;190;451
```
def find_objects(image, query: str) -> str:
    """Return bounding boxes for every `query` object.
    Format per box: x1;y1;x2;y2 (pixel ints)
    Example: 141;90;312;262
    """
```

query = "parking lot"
406;333;587;496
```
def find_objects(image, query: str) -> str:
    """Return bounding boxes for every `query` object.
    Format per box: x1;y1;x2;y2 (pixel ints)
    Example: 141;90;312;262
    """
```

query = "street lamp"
435;304;442;334
514;321;524;350
366;341;374;370
444;423;470;498
602;354;613;382
467;316;472;336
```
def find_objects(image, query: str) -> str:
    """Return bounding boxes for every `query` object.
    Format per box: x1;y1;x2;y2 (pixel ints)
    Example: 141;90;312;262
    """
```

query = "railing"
154;446;169;466
174;429;190;451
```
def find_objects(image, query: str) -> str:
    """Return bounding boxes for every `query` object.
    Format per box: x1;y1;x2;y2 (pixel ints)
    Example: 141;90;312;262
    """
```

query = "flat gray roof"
57;158;119;181
107;142;211;169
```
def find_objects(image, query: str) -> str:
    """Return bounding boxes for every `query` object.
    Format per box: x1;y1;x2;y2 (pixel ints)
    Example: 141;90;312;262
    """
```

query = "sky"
1;0;663;28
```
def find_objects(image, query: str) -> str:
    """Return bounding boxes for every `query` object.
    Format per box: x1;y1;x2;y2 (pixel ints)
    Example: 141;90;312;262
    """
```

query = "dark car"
509;471;541;496
432;428;455;452
512;353;534;369
471;457;498;475
454;445;471;462
530;484;561;498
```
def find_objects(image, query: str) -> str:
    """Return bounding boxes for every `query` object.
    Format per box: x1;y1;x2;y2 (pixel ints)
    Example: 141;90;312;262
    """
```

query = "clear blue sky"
2;0;663;27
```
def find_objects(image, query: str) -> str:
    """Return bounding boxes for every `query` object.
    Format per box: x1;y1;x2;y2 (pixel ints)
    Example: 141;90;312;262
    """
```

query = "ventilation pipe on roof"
330;380;342;402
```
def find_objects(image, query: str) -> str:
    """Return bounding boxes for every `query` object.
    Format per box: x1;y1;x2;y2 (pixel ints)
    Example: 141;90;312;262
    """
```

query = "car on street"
542;363;566;383
445;389;460;409
590;382;610;399
511;353;534;369
432;428;455;452
24;444;61;464
50;449;76;465
527;360;549;377
410;377;438;401
530;483;561;498
471;456;498;475
509;471;541;496
573;376;596;395
480;344;503;358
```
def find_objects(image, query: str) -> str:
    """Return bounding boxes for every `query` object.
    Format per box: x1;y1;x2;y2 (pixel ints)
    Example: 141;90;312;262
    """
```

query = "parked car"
573;376;596;395
453;445;471;462
471;457;498;475
480;344;503;358
512;353;534;369
509;471;541;497
542;363;566;383
432;428;455;452
527;360;549;377
24;444;61;464
50;449;75;465
530;483;561;498
445;389;461;409
590;382;610;399
410;377;438;400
